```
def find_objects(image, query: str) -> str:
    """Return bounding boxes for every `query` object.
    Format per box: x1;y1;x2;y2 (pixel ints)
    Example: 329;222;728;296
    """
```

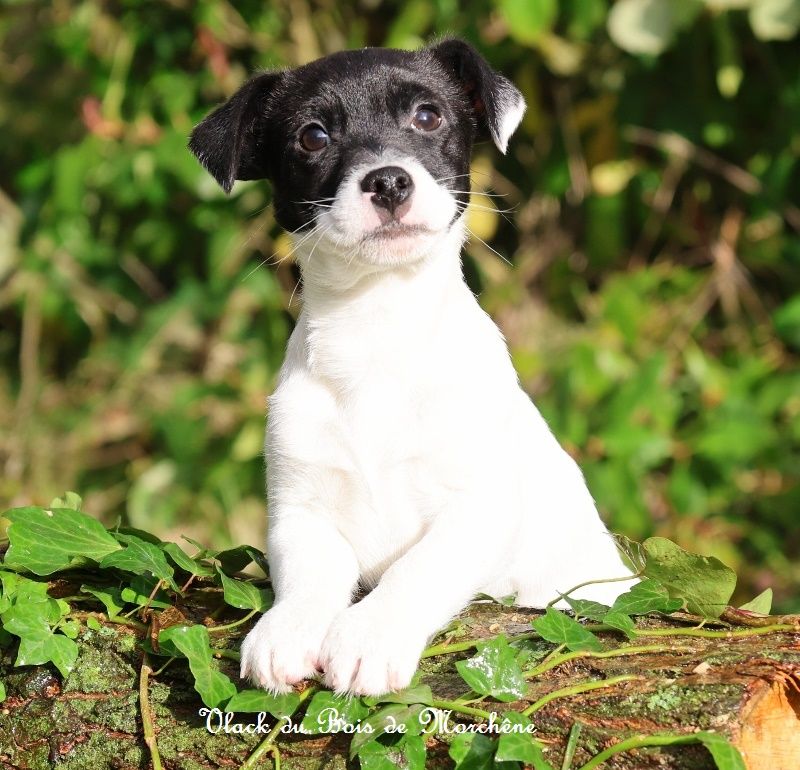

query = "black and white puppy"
190;40;634;697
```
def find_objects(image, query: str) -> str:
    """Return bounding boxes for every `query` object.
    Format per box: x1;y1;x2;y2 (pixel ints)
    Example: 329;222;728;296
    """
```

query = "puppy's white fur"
240;150;635;697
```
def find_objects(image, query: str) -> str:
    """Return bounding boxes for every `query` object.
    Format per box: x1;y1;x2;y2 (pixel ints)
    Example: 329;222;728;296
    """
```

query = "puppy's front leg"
319;499;511;696
240;509;359;693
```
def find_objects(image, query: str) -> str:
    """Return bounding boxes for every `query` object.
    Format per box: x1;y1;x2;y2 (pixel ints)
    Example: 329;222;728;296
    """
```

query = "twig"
575;733;704;770
547;574;640;608
522;674;641;717
208;609;258;634
422;631;541;658
562;722;583;770
524;644;691;679
139;652;163;770
624;124;800;235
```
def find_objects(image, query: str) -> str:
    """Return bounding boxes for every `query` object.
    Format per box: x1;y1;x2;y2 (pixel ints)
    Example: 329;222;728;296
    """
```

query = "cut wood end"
734;675;800;770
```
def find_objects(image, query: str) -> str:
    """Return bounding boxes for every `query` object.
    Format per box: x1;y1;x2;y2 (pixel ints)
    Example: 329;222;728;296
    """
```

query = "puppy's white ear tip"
493;91;526;154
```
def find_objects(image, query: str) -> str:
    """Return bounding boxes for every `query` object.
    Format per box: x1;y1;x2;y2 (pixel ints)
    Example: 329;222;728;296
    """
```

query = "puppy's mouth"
362;222;431;241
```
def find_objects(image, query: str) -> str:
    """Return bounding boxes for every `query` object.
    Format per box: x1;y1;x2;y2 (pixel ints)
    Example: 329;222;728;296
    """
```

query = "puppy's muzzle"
361;166;414;222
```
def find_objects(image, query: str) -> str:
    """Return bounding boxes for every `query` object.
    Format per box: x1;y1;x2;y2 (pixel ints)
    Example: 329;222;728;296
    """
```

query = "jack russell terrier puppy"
190;39;635;697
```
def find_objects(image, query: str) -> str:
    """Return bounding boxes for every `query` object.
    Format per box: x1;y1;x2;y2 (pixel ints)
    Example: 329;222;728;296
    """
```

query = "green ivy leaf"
564;598;611;622
216;569;272;611
4;507;121;575
642;538;737;618
602;611;637;639
216;545;268;575
120;575;171;610
1;602;78;677
18;632;78;678
738;588;773;615
696;731;746;770
158;624;236;708
532;609;603;652
349;703;426;758
363;683;433;707
495;712;553;768
449;732;495;770
357;734;426;770
455;635;527;702
611;578;682;616
101;533;177;590
300;691;370;735
80;584;125;617
225;689;300;717
162;542;214;577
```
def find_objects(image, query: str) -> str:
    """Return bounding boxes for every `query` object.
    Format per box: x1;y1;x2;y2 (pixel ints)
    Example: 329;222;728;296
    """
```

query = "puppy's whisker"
241;221;323;282
289;223;332;306
456;202;519;216
466;227;513;266
448;189;510;198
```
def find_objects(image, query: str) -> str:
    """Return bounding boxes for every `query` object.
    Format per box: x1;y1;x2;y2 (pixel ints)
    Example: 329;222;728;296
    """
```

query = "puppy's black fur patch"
190;39;520;233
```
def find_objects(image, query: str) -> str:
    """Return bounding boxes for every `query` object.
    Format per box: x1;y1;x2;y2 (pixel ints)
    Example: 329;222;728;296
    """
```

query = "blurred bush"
0;1;798;608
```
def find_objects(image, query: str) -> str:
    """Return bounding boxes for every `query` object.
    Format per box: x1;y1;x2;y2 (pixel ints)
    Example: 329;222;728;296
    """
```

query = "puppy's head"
190;40;525;272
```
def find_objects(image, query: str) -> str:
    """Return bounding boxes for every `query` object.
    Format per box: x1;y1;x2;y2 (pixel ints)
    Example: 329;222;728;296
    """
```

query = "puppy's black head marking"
189;40;525;231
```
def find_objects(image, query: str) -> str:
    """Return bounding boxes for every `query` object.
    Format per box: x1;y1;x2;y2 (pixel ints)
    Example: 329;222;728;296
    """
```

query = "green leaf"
610;579;682;616
739;588;773;615
2;601;78;677
216;545;268;575
86;616;102;631
500;0;558;45
101;533;177;590
455;635;527;702
300;691;370;735
158;624;236;708
448;732;495;770
602;611;637;639
17;632;78;678
4;507;121;575
642;538;737;618
532;609;603;652
225;689;300;717
80;584;125;617
349;703;426;758
217;569;272;611
363;683;433;707
120;575;172;610
357;735;426;770
162;542;214;577
564;598;611;622
696;732;747;770
0;681;5;703
495;713;552;768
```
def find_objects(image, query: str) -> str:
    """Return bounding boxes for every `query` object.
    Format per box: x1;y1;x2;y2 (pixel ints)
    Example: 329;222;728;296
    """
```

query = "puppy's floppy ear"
189;72;280;193
428;39;525;154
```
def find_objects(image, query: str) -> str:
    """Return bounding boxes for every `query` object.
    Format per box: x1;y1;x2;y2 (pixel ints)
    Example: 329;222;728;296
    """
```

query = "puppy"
190;40;635;697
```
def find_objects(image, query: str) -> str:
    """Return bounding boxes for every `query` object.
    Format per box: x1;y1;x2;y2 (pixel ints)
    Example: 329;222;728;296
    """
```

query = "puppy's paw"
239;603;335;693
318;602;425;696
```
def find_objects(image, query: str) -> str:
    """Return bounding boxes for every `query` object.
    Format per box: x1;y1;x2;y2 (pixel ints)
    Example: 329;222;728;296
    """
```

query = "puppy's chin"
303;223;446;275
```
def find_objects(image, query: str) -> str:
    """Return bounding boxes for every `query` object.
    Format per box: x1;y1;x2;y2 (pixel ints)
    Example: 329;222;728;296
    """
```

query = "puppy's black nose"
360;166;414;214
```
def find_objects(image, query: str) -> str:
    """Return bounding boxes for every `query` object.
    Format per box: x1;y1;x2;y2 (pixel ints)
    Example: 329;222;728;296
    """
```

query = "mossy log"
1;592;799;770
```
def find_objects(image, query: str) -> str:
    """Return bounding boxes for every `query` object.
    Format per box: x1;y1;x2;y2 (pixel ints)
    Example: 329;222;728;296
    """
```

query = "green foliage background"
1;1;798;609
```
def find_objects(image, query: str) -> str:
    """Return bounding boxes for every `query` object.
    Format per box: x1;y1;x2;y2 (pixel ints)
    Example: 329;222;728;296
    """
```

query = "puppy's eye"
299;125;330;151
411;107;442;132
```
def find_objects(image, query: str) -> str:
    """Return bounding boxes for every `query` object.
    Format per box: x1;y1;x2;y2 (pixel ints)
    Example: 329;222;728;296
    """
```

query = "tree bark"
1;595;798;770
